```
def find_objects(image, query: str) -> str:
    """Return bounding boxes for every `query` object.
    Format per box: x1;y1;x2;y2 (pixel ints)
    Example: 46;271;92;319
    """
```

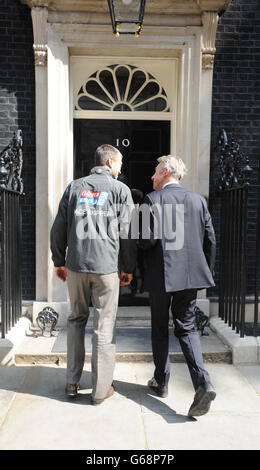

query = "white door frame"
71;55;178;161
32;18;214;320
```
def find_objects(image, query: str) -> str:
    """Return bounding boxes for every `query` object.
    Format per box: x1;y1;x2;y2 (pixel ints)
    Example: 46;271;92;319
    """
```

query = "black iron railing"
0;130;24;338
215;129;259;337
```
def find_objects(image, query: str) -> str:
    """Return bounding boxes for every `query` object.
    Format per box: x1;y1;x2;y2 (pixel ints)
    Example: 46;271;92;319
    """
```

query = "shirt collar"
162;180;179;189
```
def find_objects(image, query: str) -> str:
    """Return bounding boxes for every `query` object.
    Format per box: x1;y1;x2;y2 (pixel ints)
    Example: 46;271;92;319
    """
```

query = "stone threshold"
1;311;238;367
13;322;232;365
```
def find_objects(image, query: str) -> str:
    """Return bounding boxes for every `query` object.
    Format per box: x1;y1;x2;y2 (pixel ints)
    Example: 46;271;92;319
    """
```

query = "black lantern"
107;0;146;37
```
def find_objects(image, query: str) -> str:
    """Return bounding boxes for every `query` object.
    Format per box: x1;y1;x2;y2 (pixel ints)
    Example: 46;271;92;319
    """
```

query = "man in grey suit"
139;155;216;417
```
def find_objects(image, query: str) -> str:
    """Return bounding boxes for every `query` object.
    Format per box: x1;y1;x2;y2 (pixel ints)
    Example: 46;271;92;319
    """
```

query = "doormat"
51;327;180;353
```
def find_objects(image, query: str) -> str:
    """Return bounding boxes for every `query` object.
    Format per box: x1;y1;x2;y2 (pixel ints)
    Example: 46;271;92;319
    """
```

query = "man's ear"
106;158;112;168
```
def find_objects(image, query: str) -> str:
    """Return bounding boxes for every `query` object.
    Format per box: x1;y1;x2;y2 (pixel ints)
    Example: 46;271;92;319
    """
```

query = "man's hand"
120;272;133;286
54;266;67;282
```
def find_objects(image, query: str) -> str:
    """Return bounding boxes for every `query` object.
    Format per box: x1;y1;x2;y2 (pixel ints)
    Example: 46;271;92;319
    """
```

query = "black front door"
74;119;170;305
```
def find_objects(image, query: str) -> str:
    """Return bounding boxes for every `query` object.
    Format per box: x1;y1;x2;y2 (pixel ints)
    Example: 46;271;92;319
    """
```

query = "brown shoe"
91;385;115;405
66;383;80;397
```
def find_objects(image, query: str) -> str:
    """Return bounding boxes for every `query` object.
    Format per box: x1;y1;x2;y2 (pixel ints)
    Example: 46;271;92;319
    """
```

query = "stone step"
15;326;232;365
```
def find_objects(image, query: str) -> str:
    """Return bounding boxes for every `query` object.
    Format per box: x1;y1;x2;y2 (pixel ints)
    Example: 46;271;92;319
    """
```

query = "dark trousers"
149;288;210;391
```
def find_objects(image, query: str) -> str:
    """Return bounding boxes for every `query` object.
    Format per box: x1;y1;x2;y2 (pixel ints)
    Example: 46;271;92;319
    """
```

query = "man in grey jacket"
50;144;136;404
140;155;216;417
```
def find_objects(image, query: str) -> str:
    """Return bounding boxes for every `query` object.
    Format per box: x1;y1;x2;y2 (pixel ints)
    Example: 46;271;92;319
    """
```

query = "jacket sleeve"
119;187;137;273
120;238;137;273
202;200;216;274
50;185;70;267
138;194;158;250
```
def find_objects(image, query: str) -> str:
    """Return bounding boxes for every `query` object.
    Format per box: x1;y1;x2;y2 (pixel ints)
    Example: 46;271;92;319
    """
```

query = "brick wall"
0;0;35;300
209;0;260;298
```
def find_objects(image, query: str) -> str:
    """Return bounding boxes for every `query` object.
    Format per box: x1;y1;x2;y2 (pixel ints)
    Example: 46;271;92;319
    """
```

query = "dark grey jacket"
50;167;136;274
139;183;216;292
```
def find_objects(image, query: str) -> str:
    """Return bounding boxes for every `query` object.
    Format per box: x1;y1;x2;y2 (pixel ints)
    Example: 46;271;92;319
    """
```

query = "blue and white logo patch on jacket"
78;190;109;206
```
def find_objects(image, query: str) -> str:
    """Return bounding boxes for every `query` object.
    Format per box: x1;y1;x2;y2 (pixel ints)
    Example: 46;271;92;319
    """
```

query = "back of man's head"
157;155;187;181
95;144;122;166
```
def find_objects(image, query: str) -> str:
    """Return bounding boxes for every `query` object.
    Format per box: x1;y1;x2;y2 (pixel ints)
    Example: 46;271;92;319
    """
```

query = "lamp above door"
107;0;146;37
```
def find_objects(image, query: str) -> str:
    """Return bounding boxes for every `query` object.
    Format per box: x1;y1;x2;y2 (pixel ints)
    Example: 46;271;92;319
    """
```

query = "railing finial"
214;129;253;192
0;129;24;194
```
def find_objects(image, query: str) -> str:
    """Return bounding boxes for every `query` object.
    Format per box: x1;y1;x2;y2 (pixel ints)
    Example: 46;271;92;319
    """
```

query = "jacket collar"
90;166;115;178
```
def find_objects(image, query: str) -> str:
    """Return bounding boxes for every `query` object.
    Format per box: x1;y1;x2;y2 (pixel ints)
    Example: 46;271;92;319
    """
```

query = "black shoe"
66;383;80;397
188;383;216;417
147;377;168;398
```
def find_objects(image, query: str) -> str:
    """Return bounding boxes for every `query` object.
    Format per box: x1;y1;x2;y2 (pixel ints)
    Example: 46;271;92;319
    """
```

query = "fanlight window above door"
76;64;169;112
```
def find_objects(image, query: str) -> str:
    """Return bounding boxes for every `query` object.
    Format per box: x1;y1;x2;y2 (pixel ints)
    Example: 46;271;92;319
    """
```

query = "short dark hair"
94;144;122;166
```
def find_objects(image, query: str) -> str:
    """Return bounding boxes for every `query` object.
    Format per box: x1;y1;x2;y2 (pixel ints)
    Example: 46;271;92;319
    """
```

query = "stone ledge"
210;316;260;364
14;350;231;365
210;301;260;323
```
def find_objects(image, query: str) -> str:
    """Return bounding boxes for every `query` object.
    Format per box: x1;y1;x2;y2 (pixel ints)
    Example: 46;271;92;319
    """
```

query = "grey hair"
157;155;188;180
94;144;122;166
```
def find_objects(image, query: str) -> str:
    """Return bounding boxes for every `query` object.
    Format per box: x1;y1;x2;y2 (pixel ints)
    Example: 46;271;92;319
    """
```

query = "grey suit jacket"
139;183;216;293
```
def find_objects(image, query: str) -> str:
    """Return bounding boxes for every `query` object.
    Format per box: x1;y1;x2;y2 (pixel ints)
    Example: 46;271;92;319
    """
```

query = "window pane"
76;64;169;112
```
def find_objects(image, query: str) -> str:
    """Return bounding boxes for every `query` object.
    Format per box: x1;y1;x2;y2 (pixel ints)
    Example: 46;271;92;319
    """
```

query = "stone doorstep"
5;309;260;367
1;306;233;366
11;317;260;366
13;320;232;365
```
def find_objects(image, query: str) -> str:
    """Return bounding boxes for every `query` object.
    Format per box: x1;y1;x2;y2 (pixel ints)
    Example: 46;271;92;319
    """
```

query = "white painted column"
198;12;219;198
31;15;73;324
47;25;73;304
197;12;219;311
198;66;214;198
176;32;203;194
